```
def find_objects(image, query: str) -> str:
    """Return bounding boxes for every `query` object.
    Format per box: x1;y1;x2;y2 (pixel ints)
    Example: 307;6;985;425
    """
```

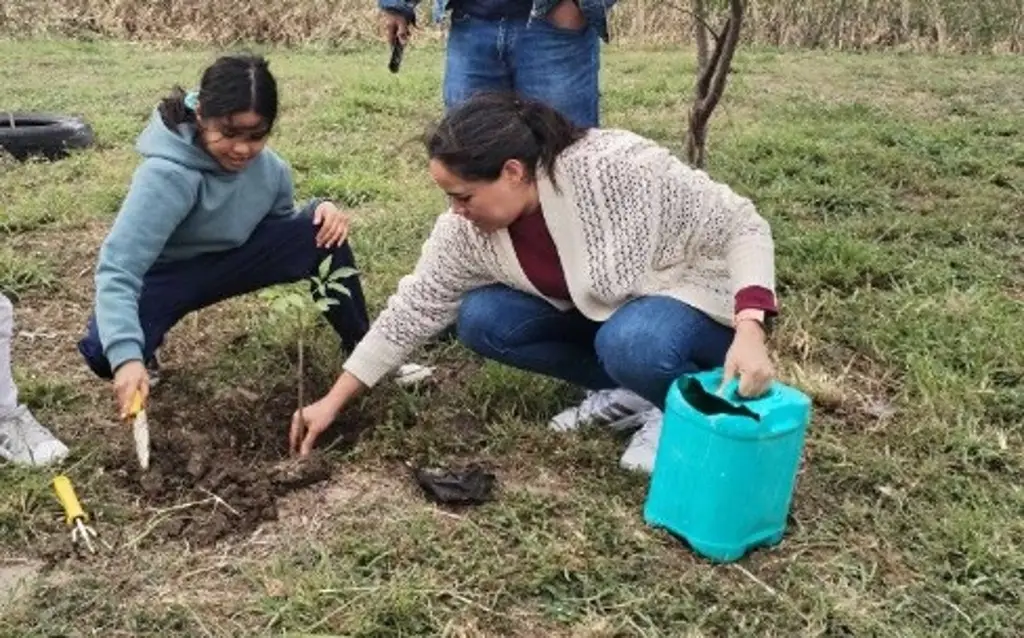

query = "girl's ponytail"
156;54;278;133
158;85;196;128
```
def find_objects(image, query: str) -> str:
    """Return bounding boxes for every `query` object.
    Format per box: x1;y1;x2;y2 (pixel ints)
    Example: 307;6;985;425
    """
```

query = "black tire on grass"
0;112;95;161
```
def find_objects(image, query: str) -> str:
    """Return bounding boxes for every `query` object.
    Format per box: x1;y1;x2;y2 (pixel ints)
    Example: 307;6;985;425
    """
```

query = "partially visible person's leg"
456;284;654;431
594;295;735;473
512;18;600;127
0;293;69;466
443;15;512;111
78;207;370;380
0;294;17;415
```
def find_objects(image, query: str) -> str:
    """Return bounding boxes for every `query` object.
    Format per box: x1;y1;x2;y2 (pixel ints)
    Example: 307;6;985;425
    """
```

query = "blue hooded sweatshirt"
94;108;298;371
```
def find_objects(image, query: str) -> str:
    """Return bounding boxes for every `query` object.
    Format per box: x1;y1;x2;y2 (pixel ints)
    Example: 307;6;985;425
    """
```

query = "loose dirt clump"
106;384;340;547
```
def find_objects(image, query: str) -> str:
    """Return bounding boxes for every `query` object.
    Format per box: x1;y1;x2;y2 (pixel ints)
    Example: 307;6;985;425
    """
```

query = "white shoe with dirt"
548;388;656;433
394;362;435;387
0;405;70;466
619;409;663;474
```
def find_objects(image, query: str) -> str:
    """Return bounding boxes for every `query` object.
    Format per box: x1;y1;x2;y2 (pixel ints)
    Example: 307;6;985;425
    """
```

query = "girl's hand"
313;201;351;249
720;320;775;398
113;360;149;419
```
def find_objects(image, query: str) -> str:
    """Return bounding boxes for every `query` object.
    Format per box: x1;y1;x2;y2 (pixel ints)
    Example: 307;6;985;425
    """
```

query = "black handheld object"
388;40;405;73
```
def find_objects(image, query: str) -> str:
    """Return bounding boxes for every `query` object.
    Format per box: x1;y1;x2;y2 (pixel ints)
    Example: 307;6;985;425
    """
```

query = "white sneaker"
619;409;663;474
548;388;655;432
394;362;435;387
0;405;69;466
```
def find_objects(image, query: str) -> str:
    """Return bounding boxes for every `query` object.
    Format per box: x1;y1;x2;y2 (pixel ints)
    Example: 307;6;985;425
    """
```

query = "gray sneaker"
619;409;663;474
548;388;655;433
0;405;70;466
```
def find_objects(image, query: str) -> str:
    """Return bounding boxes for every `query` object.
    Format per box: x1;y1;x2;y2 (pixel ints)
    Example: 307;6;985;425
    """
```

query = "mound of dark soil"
105;383;349;547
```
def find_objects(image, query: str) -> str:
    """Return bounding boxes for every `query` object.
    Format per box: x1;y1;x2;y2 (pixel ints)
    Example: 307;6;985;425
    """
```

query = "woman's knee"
595;319;684;386
594;297;724;391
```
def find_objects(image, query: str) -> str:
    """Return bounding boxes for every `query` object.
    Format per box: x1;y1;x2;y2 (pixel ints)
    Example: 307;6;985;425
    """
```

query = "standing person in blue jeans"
379;0;615;128
77;54;371;419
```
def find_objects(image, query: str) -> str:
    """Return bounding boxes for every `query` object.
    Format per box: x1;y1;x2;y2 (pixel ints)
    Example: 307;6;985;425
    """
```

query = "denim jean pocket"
534;15;590;36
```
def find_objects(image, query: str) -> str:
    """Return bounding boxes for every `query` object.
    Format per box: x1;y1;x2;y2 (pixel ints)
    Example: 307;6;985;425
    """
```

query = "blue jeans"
444;13;601;127
456;285;735;407
78;208;370;380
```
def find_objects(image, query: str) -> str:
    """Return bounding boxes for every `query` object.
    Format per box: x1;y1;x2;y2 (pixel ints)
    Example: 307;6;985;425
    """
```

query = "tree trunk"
686;0;745;170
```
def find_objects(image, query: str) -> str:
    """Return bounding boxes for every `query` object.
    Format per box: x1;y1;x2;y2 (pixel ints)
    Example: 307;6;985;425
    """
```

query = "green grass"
1;38;1023;637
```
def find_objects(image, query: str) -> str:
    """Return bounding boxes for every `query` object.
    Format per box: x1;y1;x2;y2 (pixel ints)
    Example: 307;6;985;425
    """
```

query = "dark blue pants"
78;212;370;379
444;13;601;127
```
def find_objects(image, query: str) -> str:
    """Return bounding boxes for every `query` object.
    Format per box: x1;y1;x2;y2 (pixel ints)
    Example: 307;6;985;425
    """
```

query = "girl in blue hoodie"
78;54;370;418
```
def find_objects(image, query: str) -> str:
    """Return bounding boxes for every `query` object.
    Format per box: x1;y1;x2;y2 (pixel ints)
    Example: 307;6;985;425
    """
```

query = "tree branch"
663;0;720;42
693;0;710;71
700;0;744;116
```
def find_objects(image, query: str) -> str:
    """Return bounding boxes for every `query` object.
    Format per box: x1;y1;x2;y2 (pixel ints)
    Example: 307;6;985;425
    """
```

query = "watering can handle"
716;374;773;401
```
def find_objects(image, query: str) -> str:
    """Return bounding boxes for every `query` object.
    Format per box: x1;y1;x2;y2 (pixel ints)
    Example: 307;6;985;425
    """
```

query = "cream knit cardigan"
344;128;776;388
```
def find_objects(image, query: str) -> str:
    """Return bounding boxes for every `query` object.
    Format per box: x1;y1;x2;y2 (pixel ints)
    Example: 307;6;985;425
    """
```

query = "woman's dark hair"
159;53;278;133
424;91;589;187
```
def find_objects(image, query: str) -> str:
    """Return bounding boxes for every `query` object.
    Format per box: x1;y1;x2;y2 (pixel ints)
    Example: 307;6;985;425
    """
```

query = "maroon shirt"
506;210;778;316
507;210;571;301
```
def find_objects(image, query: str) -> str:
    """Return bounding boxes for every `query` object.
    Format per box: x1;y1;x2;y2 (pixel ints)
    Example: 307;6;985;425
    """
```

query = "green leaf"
328;266;359;281
327;282;352;297
317;255;333;280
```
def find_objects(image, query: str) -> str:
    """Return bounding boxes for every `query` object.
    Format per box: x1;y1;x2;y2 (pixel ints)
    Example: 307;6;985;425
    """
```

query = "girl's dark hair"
424;91;588;186
158;53;278;133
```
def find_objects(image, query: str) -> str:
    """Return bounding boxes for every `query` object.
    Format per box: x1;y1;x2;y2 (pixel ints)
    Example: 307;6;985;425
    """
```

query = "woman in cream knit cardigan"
291;92;778;474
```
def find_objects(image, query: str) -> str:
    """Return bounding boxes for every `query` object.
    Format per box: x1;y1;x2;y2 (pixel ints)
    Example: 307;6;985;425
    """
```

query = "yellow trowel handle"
129;390;145;418
53;475;87;525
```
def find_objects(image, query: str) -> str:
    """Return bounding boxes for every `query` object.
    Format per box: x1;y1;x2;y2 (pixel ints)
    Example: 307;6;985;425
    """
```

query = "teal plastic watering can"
643;368;812;562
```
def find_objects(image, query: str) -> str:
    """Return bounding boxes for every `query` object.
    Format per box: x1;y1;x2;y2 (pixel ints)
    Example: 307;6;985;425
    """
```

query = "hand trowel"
128;390;150;470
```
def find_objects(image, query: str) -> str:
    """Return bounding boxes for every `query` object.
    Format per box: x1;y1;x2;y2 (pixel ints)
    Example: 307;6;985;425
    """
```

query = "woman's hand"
290;371;367;456
720;320;775;398
290;395;342;456
313;201;351;249
113;360;149;419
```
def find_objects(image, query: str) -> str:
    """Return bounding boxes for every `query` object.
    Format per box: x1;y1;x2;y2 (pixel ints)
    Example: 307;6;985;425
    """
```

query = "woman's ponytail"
518;99;583;183
425;91;588;189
